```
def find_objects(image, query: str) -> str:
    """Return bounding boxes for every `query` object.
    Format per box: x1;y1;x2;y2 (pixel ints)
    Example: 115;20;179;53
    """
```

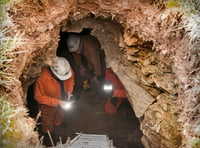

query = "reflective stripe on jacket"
34;67;75;107
105;68;126;98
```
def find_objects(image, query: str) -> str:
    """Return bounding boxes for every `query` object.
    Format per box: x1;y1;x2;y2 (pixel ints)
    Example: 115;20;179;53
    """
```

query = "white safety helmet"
50;57;72;80
66;34;81;52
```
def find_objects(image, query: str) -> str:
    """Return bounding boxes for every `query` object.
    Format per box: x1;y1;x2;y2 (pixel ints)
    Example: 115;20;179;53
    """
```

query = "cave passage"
27;30;143;148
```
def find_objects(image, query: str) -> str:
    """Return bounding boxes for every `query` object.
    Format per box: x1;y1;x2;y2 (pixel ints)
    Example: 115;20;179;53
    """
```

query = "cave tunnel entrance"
26;27;143;148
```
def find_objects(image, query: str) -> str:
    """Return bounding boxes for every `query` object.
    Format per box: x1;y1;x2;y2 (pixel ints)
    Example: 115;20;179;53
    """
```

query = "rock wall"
8;0;199;147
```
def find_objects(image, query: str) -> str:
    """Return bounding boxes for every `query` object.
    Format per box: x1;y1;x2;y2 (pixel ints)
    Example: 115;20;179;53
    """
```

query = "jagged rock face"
9;0;198;147
141;94;182;148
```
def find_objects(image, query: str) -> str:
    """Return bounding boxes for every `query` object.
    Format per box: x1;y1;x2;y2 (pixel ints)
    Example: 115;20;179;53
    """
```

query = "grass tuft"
0;0;41;147
166;0;200;42
190;137;200;148
0;94;40;148
166;0;200;147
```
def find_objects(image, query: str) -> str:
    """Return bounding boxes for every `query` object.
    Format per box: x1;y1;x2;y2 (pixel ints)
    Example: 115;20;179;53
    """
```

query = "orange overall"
72;35;103;76
104;68;127;114
34;67;74;133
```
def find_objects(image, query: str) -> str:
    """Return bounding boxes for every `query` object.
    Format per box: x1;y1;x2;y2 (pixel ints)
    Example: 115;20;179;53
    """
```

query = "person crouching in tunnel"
66;34;104;85
34;57;75;146
104;58;127;114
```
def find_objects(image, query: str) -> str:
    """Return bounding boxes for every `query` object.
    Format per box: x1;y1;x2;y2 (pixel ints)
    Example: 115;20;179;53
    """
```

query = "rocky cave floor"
27;73;144;148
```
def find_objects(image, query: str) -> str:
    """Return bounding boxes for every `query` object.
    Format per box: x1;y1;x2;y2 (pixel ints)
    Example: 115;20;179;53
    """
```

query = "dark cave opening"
26;29;144;148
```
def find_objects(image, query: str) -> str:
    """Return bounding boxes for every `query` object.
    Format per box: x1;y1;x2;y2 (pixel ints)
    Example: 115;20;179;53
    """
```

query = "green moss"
166;0;200;15
190;137;200;148
0;0;10;5
166;0;179;8
0;96;14;147
0;95;34;147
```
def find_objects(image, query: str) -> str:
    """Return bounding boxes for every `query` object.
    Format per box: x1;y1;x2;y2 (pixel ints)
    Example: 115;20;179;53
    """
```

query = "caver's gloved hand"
69;96;76;101
66;91;73;100
110;97;118;106
59;100;67;109
66;91;76;103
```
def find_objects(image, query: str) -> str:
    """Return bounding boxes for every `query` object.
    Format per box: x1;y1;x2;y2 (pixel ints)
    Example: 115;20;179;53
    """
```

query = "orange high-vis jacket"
34;67;75;107
105;68;126;98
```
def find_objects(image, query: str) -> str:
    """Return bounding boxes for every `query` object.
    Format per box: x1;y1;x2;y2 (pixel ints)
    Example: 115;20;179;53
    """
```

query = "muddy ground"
27;77;143;148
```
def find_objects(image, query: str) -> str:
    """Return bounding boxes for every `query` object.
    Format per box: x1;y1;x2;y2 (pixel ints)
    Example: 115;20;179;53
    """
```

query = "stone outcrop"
141;94;182;148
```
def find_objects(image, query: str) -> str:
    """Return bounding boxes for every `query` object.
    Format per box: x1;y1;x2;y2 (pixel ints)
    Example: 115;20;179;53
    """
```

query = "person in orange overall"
66;34;103;84
104;59;127;114
34;57;75;145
